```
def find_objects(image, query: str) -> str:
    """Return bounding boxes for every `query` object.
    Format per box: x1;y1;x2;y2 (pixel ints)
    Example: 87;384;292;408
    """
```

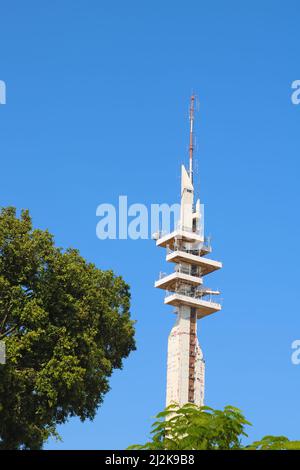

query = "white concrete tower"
154;96;222;407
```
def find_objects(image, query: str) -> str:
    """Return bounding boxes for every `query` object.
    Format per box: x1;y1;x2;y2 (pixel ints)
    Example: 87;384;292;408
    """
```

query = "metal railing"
167;241;212;256
176;223;194;233
158;271;168;280
155;225;194;239
158;265;202;279
165;287;221;304
154;223;209;240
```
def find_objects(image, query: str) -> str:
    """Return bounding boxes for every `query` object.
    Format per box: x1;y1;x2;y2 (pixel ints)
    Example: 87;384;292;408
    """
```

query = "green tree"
0;207;136;449
129;403;300;450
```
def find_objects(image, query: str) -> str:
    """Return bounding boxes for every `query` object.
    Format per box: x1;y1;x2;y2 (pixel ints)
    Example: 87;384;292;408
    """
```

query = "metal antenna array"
189;95;195;183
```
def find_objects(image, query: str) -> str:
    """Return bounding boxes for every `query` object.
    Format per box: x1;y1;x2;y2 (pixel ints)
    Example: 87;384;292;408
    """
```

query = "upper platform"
166;250;222;275
155;228;203;249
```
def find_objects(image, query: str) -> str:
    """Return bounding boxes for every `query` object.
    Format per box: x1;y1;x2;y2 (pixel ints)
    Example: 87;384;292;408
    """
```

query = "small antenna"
189;94;195;183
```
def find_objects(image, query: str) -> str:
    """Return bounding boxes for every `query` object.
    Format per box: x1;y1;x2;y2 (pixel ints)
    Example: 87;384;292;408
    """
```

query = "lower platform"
164;292;221;319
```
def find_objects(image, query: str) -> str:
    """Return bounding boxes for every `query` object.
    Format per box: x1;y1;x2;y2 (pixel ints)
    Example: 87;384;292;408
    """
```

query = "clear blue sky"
1;0;300;449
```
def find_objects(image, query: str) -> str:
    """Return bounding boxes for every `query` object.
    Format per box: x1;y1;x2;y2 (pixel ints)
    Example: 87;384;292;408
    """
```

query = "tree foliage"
129;403;250;450
129;403;300;450
246;435;300;450
0;207;136;449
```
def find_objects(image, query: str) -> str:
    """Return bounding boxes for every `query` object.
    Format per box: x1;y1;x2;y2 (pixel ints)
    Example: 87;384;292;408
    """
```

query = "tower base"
166;306;205;407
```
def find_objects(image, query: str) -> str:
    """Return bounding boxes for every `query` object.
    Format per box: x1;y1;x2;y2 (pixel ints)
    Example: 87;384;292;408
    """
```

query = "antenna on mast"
189;94;195;183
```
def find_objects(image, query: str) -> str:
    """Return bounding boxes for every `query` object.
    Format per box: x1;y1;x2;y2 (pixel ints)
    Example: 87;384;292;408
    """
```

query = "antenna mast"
189;94;195;183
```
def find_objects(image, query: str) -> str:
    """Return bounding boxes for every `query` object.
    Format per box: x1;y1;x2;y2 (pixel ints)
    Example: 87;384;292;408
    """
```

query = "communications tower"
154;96;222;406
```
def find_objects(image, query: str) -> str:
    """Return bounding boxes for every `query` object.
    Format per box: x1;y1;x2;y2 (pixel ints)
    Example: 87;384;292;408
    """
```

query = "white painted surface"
166;306;191;406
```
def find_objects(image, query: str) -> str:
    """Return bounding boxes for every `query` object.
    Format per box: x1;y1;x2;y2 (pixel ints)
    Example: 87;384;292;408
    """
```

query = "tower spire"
189;94;195;183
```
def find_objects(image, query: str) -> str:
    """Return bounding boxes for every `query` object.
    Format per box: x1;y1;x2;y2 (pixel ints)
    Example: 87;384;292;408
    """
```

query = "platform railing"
159;265;202;279
154;224;208;240
165;287;221;304
167;239;212;256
